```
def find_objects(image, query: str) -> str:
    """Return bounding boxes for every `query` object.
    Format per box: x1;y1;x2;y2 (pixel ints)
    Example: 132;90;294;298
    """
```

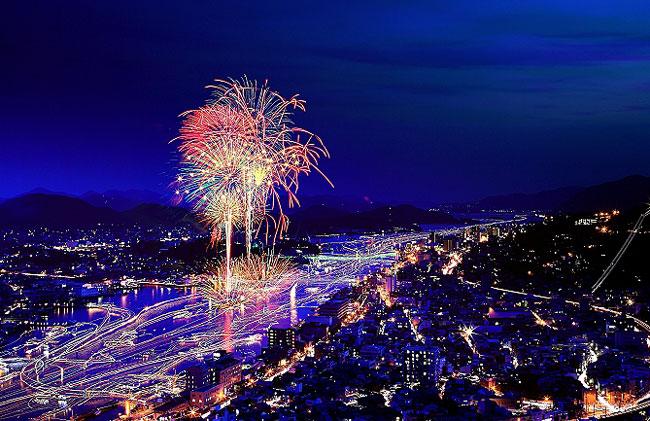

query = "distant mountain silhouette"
288;194;383;214
80;189;167;211
122;203;193;225
561;175;650;213
25;187;77;197
0;191;458;232
289;204;460;234
287;205;354;233
9;174;647;228
478;186;583;211
0;194;120;226
475;175;650;212
0;194;191;227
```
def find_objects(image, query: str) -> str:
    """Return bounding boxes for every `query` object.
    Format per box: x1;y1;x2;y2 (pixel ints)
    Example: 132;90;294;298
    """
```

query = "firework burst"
198;253;298;310
174;77;331;291
232;252;298;295
204;76;332;242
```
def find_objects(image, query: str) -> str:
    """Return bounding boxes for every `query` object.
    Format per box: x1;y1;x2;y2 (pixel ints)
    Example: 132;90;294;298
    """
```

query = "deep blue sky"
2;1;650;203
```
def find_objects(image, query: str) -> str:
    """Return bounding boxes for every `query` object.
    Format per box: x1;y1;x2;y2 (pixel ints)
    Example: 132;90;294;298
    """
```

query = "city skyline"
3;1;650;202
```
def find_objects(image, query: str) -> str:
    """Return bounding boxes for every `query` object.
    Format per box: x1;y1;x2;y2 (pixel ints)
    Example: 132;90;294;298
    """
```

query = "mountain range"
287;204;461;234
0;188;170;210
0;194;194;228
1;174;648;228
0;193;461;231
80;189;168;212
474;175;650;212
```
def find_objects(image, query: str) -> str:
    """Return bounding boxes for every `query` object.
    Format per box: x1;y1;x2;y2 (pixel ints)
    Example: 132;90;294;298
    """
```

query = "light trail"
591;206;650;293
0;218;521;419
0;269;82;279
0;231;424;420
531;310;557;330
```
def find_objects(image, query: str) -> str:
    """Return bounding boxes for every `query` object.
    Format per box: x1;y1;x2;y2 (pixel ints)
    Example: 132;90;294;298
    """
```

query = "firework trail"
174;76;331;297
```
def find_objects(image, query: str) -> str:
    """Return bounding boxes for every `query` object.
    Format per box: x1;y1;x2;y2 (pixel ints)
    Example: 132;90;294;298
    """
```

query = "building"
298;321;329;343
186;363;208;391
304;315;334;327
185;353;242;393
190;384;223;408
442;237;459;253
404;345;442;385
360;344;385;360
318;297;353;324
384;275;397;294
268;325;296;351
207;355;242;390
614;330;648;352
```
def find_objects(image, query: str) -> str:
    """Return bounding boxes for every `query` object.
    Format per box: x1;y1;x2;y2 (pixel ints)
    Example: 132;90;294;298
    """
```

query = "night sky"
2;1;650;203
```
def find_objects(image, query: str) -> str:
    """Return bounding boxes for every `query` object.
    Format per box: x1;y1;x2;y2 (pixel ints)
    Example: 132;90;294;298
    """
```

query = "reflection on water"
50;233;403;332
49;286;193;324
290;283;298;326
223;310;233;352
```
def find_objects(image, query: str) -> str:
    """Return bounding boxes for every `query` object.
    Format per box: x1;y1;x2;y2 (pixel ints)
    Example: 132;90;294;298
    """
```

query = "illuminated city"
3;2;650;420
